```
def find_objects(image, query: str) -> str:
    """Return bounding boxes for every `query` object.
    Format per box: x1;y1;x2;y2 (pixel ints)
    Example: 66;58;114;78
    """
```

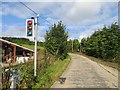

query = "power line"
17;0;52;25
17;0;38;15
38;17;52;25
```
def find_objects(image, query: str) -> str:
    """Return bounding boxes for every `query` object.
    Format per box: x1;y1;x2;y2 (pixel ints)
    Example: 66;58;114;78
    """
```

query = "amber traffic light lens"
28;26;32;30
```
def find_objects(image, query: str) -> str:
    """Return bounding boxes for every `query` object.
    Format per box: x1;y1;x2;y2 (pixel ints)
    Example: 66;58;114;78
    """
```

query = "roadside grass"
73;52;119;70
33;55;71;88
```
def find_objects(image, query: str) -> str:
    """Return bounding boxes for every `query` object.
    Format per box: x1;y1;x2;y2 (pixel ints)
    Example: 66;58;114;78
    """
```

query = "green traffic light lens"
27;31;32;36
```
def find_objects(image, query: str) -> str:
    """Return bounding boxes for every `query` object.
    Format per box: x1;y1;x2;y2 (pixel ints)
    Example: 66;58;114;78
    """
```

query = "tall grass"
33;56;71;88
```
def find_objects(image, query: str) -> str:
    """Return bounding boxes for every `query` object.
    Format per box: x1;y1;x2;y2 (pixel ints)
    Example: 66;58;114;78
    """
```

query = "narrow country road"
51;53;118;88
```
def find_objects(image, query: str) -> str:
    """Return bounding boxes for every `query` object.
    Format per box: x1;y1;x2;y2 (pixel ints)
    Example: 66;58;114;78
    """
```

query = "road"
51;53;118;88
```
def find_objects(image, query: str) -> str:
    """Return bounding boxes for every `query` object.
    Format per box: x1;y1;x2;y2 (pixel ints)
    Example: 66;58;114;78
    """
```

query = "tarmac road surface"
51;53;118;88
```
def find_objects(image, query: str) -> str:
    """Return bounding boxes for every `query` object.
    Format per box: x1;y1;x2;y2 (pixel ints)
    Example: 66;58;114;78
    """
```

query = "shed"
0;39;34;63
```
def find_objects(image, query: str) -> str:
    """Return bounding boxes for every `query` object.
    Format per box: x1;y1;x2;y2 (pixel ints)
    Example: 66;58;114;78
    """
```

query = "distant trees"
67;39;72;52
45;21;68;60
81;23;120;62
67;39;80;52
73;39;80;52
2;37;44;47
2;37;30;45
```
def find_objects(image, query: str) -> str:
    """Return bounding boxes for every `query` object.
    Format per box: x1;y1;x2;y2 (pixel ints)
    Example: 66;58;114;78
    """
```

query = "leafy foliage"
45;21;68;60
2;37;44;47
18;63;34;88
34;56;71;88
67;39;80;52
81;23;120;62
73;39;80;52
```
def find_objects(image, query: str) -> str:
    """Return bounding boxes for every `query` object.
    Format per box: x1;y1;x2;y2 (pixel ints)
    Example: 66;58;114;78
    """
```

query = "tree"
80;22;120;62
67;40;72;52
73;39;80;52
45;21;68;60
67;39;80;52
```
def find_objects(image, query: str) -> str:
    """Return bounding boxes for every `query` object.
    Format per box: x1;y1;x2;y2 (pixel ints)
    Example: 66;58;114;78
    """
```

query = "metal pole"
72;40;73;52
34;14;39;77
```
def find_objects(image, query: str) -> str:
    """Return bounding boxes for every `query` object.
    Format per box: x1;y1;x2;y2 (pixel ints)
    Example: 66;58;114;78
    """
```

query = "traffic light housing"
26;19;34;37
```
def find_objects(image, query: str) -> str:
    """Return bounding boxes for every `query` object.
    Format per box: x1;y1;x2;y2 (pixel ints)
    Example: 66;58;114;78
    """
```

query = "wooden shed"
0;39;34;64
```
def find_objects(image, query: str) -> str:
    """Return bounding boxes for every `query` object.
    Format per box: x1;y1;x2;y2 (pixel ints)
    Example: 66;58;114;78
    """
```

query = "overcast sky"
1;0;119;41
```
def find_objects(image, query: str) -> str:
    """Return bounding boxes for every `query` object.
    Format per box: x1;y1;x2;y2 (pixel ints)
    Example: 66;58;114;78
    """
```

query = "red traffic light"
26;19;34;37
27;20;32;25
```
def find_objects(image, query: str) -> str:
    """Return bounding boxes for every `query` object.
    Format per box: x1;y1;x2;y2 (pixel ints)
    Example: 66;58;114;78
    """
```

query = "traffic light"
26;19;34;37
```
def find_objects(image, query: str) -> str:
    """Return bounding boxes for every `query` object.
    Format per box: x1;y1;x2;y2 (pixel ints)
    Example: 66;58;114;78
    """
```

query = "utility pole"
72;39;74;52
34;14;39;77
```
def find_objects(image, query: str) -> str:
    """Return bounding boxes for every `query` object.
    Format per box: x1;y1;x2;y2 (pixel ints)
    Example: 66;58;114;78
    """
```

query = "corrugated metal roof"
0;38;34;52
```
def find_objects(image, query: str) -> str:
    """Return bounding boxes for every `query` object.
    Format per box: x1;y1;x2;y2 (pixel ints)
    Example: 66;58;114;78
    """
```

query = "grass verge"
74;52;119;70
33;55;71;88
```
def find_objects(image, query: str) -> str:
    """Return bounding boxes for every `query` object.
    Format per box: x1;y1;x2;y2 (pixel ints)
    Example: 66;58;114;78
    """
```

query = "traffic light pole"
34;14;39;77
